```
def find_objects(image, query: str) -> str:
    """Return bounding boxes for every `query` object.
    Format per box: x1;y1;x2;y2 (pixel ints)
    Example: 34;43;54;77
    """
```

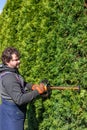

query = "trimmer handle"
40;79;51;98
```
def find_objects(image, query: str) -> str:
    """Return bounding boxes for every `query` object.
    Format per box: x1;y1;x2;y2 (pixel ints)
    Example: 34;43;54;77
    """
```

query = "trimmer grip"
40;79;51;98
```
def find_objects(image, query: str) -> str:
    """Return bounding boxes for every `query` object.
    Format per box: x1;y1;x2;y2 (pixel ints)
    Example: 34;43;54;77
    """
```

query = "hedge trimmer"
41;79;80;98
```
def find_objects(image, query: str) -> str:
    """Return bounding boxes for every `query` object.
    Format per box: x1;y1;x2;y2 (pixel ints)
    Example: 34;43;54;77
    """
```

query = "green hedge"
0;0;87;129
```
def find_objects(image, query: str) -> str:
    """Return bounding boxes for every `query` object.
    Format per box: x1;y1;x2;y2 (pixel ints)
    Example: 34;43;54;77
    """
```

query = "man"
0;47;47;130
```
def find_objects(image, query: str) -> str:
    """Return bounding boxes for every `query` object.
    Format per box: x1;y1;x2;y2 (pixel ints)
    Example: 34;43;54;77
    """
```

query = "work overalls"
0;72;27;130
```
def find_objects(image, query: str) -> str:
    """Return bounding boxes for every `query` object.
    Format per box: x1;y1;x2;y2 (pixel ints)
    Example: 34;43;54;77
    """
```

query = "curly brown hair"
1;47;20;64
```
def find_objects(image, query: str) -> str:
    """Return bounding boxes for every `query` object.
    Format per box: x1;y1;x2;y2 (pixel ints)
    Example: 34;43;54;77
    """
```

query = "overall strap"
0;71;12;78
0;71;25;93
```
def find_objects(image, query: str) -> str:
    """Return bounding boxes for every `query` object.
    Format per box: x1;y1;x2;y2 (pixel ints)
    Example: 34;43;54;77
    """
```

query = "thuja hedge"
0;0;87;129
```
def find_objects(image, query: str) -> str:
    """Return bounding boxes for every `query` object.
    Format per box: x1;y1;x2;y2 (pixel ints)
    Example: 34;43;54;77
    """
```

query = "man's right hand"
32;83;47;94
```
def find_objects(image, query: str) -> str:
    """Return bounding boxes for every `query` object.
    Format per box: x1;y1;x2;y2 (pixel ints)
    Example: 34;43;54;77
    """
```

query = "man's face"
6;53;20;68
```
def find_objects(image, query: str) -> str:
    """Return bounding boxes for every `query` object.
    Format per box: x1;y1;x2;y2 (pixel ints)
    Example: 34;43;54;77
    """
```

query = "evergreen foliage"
0;0;87;129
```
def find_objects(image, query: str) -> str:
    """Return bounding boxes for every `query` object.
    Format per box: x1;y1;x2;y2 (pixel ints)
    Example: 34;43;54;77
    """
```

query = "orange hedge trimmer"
41;79;80;98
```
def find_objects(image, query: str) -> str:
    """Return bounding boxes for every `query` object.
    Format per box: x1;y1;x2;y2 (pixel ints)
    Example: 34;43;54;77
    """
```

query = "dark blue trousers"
0;98;26;130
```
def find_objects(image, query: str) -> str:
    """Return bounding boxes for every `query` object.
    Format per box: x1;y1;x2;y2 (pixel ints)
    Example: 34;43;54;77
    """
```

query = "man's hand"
32;83;47;94
32;84;39;90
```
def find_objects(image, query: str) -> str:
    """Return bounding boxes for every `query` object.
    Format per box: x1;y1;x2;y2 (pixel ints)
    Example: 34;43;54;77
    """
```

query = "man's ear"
84;0;87;8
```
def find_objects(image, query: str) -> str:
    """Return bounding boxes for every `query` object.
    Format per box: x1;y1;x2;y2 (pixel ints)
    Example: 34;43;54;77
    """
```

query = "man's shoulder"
0;71;13;77
0;71;19;80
